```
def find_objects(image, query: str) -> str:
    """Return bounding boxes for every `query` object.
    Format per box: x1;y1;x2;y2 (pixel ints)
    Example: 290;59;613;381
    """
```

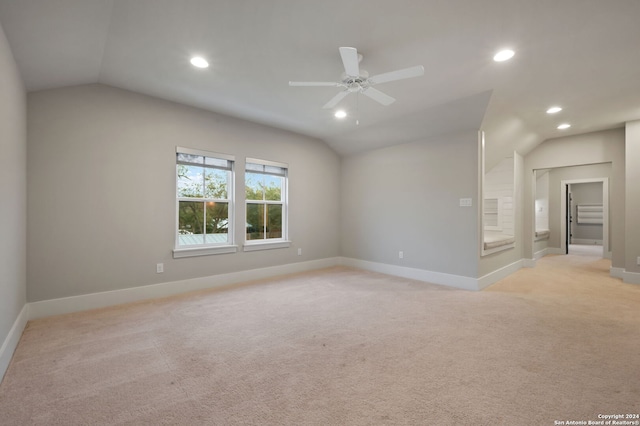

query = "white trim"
176;146;234;161
0;304;29;383
478;131;485;259
173;245;238;258
175;151;236;252
246;157;288;169
523;258;537;268
337;257;525;292
478;259;525;290
622;270;640;285
339;257;480;291
609;267;640;284
560;177;609;258
482;242;515;255
243;240;291;252
28;257;341;320
534;233;550;242
245;159;288;243
571;239;603;245
610;267;624;279
534;247;550;260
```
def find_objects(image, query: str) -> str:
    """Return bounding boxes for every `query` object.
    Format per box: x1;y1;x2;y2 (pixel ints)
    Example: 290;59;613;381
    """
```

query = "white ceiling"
2;0;640;158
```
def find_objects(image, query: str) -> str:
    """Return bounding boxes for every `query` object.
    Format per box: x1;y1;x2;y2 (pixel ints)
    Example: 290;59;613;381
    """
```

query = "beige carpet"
1;254;639;425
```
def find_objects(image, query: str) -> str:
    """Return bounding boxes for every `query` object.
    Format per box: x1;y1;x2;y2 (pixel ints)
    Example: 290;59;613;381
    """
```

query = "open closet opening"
564;181;606;257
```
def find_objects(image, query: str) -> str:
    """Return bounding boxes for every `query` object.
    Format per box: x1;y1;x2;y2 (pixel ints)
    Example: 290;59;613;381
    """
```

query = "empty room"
1;1;640;424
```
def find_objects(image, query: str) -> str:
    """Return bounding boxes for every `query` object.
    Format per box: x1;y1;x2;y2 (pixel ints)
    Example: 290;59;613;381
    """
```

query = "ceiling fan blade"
368;65;425;85
289;81;340;87
322;90;350;109
362;87;396;106
339;47;360;77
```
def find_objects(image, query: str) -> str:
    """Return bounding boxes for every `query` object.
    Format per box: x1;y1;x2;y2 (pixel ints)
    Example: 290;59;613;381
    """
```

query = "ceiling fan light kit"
289;47;425;109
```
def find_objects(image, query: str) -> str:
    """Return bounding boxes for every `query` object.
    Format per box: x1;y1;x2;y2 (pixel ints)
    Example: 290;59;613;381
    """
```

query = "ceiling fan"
289;47;425;109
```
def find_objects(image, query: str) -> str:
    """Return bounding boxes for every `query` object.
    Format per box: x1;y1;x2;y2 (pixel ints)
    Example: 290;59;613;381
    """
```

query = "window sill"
173;245;238;259
243;240;291;252
481;242;515;256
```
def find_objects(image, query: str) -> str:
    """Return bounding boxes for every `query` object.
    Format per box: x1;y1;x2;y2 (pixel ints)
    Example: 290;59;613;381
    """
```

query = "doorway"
560;178;609;258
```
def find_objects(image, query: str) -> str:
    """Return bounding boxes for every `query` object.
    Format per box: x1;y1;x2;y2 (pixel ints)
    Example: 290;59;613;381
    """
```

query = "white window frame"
243;157;290;252
173;147;237;258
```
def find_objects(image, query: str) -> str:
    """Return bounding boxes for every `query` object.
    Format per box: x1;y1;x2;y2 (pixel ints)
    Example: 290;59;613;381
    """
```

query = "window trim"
174;244;238;258
244;157;288;249
173;146;236;258
242;240;291;252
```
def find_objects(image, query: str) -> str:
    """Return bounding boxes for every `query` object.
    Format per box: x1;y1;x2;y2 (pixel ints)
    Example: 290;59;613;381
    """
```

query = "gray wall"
524;128;624;267
570;182;603;242
27;84;341;302
340;131;479;278
625;120;640;274
0;23;27;353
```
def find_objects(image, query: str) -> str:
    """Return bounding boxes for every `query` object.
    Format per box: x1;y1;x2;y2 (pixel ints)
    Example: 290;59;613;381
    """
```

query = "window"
245;158;288;250
174;147;236;257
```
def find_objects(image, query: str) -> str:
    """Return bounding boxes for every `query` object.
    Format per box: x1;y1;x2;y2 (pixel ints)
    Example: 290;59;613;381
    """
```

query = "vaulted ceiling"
2;0;639;159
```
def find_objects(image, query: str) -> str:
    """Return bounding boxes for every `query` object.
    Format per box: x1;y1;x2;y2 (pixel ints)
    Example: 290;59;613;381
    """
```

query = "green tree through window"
245;160;287;242
176;150;233;247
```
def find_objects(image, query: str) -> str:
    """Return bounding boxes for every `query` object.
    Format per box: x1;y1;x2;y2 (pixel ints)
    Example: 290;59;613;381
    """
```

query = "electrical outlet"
637;256;640;266
399;251;404;259
297;248;302;256
156;263;164;273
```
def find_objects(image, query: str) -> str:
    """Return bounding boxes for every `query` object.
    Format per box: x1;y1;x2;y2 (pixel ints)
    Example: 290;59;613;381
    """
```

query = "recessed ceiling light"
546;106;562;114
334;110;347;119
493;49;515;62
190;56;209;68
557;123;571;130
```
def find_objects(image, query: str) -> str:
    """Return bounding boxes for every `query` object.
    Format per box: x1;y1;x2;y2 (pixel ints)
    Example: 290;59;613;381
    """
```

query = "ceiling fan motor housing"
341;70;370;92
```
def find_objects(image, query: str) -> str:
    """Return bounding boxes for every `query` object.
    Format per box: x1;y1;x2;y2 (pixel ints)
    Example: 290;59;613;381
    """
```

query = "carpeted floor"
1;253;639;425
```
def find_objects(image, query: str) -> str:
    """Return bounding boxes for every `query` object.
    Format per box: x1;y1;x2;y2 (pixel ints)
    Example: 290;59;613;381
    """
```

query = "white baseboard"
609;267;640;284
534;247;551;260
610;267;624;279
523;258;536;268
571;239;603;245
0;304;29;383
537;246;611;260
28;257;341;320
622;270;640;285
478;259;525;290
339;257;480;291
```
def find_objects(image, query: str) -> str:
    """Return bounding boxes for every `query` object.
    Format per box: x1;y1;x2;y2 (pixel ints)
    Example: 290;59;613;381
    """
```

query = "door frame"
560;178;609;258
